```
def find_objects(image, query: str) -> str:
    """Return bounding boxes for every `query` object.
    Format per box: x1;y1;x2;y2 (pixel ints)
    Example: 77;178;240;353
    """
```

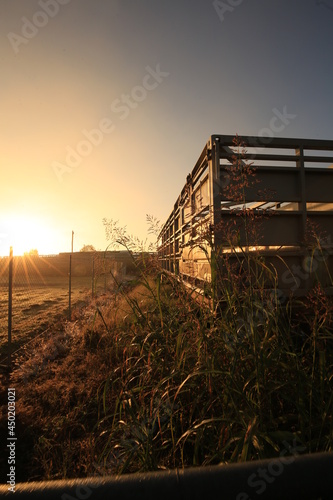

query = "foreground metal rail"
1;452;332;499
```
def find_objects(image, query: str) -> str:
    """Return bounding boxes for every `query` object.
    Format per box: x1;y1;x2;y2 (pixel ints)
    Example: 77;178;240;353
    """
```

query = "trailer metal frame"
158;135;333;296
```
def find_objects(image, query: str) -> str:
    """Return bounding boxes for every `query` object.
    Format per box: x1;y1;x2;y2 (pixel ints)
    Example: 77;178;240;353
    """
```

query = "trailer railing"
158;135;333;295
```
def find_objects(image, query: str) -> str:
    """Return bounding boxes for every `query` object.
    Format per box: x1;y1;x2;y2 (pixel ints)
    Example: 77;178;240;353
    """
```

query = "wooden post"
8;247;13;368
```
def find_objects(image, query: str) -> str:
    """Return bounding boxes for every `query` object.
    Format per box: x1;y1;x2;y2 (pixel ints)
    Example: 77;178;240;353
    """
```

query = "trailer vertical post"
296;145;307;243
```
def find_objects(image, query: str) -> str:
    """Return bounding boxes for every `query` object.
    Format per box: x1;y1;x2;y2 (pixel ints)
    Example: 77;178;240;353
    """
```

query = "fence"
158;135;333;297
0;250;134;367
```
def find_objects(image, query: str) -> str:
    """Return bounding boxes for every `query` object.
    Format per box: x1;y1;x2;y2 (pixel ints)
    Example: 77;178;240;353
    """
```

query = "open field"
0;275;114;362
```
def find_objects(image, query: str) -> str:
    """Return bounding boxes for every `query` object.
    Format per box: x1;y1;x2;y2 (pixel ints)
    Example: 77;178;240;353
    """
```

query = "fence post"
8;246;13;368
68;254;72;320
104;256;107;293
92;254;95;298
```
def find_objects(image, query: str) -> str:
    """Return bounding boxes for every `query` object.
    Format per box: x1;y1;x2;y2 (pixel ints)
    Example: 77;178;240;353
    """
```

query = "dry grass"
0;276;159;480
0;276;94;361
1;159;332;481
0;262;332;482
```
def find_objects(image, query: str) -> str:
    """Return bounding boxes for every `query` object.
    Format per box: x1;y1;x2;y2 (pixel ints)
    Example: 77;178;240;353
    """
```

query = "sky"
1;0;333;256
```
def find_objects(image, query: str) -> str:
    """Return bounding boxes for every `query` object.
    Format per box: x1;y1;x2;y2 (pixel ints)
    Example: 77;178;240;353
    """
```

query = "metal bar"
213;134;333;150
68;254;72;320
301;155;333;163
211;137;221;229
8;246;13;369
1;452;332;500
219;153;333;163
296;146;307;243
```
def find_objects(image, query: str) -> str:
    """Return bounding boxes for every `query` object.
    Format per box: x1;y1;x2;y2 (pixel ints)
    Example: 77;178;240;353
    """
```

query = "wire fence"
0;249;134;367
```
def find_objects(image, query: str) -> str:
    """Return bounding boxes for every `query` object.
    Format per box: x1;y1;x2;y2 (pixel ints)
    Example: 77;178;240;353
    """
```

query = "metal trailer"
158;135;333;296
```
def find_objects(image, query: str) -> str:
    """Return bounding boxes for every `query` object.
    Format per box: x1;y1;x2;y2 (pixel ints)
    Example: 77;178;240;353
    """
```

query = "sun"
0;214;58;256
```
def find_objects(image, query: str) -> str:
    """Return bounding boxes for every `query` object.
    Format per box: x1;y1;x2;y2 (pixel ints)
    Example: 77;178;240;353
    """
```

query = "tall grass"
89;216;333;475
87;265;331;476
6;159;333;481
90;142;333;474
7;225;333;480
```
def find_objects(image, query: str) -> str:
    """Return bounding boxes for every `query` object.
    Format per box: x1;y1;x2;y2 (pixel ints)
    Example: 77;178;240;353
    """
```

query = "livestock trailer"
158;135;333;297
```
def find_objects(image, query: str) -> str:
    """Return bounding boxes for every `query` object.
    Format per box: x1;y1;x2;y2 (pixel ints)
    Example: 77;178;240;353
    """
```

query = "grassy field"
1;151;332;485
0;254;331;482
0;275;114;362
0;211;332;483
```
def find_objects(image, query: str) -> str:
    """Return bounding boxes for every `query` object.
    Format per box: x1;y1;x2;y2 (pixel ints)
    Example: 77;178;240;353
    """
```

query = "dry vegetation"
1;145;332;483
0;277;92;362
0;253;332;481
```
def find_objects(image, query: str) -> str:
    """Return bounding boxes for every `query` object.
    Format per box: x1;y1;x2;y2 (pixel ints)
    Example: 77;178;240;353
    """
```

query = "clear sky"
1;0;332;256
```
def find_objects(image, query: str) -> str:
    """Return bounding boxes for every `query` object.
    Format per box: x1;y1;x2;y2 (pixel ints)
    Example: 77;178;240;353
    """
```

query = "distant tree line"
80;245;96;252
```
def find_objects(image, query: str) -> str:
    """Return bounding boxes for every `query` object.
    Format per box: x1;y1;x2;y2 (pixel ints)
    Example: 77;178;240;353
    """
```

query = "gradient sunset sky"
1;0;333;256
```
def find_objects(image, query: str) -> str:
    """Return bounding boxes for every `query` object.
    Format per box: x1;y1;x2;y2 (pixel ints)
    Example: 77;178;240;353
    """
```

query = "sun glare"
0;214;57;257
